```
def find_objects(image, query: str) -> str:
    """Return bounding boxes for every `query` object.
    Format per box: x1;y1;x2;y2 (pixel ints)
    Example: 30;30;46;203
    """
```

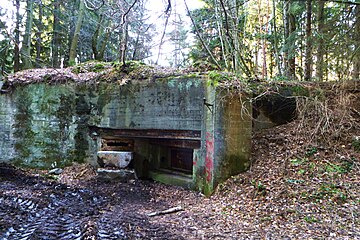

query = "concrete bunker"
0;77;252;195
87;78;252;195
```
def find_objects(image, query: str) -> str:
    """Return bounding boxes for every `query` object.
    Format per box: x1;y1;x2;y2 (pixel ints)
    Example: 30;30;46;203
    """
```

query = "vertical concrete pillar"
196;85;252;195
214;92;252;186
195;84;216;195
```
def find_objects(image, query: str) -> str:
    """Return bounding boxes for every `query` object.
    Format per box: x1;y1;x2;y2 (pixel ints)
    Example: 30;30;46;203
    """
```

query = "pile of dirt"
59;163;97;186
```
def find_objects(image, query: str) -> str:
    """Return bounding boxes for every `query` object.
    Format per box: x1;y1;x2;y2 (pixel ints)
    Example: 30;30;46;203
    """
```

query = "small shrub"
304;216;319;223
290;158;307;166
251;180;267;196
310;183;348;203
305;146;318;157
325;161;353;174
352;136;360;152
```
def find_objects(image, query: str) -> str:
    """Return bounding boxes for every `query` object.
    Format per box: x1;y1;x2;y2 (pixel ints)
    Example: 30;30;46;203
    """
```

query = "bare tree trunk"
272;0;281;75
283;0;289;75
91;14;111;61
352;4;360;80
99;29;110;60
120;22;129;65
69;0;85;66
92;14;103;60
13;0;20;72
219;0;252;76
20;0;34;70
316;0;325;81
155;12;170;65
284;0;296;79
184;0;221;69
64;1;76;67
299;20;304;80
213;0;228;69
35;0;43;68
261;0;270;79
119;0;139;65
52;0;61;68
288;4;296;79
304;0;312;81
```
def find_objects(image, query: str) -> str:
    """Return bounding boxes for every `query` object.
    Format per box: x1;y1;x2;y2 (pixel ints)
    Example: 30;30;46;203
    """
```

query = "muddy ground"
0;162;204;240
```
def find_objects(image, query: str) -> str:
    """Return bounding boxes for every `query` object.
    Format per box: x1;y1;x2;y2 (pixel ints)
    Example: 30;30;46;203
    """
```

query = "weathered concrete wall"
214;92;252;186
193;87;252;194
98;79;204;130
0;94;15;161
0;78;204;168
0;84;91;168
0;78;252;195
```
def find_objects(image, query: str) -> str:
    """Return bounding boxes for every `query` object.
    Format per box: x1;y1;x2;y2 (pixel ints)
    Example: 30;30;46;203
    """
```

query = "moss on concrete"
149;171;194;189
71;61;111;74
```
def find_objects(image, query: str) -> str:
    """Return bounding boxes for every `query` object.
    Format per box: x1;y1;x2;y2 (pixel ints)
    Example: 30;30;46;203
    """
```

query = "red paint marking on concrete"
193;155;197;166
205;132;214;182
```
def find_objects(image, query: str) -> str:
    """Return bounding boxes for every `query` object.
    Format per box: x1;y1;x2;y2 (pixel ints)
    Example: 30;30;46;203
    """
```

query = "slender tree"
69;0;86;66
92;14;111;61
352;4;360;80
272;0;282;76
283;0;296;79
316;0;325;81
52;0;62;68
20;0;34;70
304;0;312;81
13;0;20;72
35;0;43;68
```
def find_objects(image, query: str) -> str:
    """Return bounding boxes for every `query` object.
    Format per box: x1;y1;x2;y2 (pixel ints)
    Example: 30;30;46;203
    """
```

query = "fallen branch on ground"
147;206;184;217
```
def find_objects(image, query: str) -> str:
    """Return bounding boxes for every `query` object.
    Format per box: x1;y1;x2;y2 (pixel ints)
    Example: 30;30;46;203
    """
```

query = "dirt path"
0;163;201;239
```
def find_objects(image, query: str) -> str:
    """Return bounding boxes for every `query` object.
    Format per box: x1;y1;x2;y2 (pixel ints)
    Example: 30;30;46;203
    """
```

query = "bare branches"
118;0;139;64
84;0;105;11
165;0;172;15
121;0;139;25
155;9;171;65
219;0;231;38
184;0;221;70
323;0;360;5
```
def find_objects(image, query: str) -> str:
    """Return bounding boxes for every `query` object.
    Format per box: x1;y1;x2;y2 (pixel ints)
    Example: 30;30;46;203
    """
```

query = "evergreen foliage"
0;0;358;82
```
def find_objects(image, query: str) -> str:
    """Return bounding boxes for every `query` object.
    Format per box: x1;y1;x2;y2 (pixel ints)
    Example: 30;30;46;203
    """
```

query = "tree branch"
122;0;139;25
165;0;172;14
84;0;105;11
219;0;231;38
184;0;221;70
326;0;360;5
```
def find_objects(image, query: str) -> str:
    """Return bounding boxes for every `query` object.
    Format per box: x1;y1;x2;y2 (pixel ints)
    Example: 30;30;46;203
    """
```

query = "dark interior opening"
106;141;130;147
101;139;134;151
92;127;201;176
170;148;193;174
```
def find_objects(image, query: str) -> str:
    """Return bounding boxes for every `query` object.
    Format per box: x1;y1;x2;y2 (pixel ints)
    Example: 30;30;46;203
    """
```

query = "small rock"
49;168;63;175
97;168;135;181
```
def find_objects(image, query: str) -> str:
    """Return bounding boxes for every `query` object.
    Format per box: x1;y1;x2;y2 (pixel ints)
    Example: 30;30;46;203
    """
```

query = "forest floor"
1;81;360;239
1;121;359;239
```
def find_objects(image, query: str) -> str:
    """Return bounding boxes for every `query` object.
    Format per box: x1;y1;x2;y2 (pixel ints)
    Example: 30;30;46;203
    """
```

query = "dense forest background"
0;0;359;81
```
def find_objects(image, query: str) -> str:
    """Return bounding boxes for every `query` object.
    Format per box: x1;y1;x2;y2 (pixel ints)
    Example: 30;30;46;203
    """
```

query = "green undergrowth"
286;144;357;205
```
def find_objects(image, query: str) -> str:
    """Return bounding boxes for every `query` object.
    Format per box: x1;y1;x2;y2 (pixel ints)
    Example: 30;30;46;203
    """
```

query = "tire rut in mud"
0;163;183;239
0;188;125;239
